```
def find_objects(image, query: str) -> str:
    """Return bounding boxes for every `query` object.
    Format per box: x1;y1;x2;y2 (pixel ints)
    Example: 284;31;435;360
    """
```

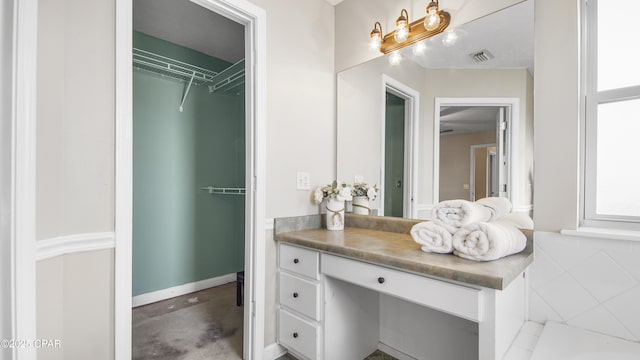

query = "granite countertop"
274;214;534;290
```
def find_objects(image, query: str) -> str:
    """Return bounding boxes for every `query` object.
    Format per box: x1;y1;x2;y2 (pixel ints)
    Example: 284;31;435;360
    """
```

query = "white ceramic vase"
326;198;345;231
351;196;370;215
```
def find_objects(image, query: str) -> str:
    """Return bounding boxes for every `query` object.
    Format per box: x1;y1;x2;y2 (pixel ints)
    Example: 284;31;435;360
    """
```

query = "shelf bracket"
178;71;195;112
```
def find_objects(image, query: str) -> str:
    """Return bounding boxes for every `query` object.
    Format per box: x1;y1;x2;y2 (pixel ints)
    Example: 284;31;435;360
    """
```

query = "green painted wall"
133;32;245;296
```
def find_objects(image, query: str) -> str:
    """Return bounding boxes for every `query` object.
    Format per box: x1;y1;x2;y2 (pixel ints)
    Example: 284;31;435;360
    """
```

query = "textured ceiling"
401;0;534;75
133;0;245;64
440;106;500;136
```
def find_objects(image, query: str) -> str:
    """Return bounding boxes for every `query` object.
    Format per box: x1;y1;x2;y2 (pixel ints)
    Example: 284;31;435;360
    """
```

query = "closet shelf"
133;48;218;86
132;48;245;94
201;186;246;195
208;59;245;94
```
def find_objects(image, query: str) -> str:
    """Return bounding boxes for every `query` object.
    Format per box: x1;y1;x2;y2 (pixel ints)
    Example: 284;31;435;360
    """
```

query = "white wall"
1;0;15;354
36;0;115;240
37;250;114;360
334;0;525;72
245;0;336;347
35;0;116;357
532;0;580;232
249;0;336;220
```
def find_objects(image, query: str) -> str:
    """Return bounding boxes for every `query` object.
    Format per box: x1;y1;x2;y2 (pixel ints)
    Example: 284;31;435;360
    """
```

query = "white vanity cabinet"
277;241;528;360
275;218;532;360
277;243;322;360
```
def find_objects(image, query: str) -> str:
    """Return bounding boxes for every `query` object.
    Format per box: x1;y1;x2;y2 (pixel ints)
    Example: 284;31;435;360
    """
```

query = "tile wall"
530;231;640;341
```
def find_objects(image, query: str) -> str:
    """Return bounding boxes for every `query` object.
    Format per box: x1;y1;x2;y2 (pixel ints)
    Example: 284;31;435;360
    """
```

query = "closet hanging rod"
132;48;219;85
132;48;246;104
200;186;246;195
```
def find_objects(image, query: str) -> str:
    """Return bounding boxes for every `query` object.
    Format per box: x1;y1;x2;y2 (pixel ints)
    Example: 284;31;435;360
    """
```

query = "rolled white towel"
432;199;493;228
475;197;513;221
452;213;532;261
410;220;457;253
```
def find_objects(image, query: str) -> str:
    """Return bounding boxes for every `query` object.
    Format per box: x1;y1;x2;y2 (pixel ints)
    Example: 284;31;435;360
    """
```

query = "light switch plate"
296;172;310;190
463;184;470;190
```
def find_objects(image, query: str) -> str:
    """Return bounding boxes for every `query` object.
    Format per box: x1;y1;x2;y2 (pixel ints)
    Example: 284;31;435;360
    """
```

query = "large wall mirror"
337;0;534;219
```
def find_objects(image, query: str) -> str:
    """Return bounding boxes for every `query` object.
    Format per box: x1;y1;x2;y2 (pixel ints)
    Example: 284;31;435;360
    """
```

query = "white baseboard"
378;342;418;360
415;204;434;220
514;204;533;214
132;273;237;307
36;232;115;261
263;343;287;360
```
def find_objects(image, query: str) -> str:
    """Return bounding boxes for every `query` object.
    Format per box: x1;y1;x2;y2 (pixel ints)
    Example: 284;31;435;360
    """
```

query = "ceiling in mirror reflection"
399;0;533;74
440;106;500;135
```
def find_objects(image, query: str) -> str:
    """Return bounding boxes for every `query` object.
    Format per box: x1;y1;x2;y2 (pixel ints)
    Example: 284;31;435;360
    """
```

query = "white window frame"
581;0;640;229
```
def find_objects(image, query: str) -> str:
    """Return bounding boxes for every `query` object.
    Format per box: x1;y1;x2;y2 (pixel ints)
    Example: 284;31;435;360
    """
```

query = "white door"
496;107;509;198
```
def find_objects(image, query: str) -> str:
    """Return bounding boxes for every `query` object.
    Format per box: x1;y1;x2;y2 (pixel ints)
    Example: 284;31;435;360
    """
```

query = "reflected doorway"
384;92;405;217
435;100;514;204
380;76;419;219
471;144;498;201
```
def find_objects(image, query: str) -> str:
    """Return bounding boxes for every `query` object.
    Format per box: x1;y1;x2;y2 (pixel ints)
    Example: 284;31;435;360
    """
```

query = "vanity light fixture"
394;9;410;43
369;1;450;54
370;22;383;49
424;1;441;31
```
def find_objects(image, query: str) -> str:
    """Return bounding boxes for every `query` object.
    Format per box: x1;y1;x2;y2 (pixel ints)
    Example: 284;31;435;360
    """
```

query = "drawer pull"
293;292;299;298
293;258;299;264
293;332;299;338
378;277;385;284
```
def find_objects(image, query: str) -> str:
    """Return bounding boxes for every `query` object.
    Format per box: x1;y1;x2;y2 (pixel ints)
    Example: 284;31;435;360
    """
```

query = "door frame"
115;0;266;359
470;143;497;201
5;0;38;358
380;75;419;218
433;97;520;206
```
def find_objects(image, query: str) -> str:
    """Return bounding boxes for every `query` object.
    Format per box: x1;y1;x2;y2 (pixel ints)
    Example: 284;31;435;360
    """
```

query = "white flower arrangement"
351;182;379;201
313;180;353;203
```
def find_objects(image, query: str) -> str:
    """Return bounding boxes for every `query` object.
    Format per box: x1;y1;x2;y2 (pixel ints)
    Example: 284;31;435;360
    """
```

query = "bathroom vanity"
274;214;533;360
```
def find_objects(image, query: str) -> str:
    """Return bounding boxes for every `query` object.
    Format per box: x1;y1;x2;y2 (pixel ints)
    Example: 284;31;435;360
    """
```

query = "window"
583;0;640;228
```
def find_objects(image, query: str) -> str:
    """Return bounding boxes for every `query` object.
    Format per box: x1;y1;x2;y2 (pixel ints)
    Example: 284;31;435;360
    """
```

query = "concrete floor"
133;282;244;360
133;282;397;360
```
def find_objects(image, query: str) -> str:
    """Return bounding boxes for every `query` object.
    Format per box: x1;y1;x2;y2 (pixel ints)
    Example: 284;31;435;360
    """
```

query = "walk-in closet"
130;0;247;358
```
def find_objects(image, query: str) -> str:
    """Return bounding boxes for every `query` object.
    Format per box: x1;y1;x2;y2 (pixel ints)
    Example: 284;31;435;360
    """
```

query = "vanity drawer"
279;272;321;321
279;243;320;280
279;308;320;360
321;253;483;322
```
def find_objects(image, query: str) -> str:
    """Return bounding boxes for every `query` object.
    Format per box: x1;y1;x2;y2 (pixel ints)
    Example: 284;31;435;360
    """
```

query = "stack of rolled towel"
410;197;533;261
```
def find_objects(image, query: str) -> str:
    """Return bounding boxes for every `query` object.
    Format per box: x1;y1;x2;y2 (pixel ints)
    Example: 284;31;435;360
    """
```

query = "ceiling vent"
470;49;495;63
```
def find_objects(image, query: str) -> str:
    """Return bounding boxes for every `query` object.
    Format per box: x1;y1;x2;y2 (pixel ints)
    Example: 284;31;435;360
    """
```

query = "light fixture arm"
397;9;409;27
371;21;382;36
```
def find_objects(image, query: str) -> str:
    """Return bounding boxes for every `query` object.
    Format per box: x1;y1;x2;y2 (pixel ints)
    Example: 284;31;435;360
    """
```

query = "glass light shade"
370;34;382;50
424;12;441;31
394;25;409;43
